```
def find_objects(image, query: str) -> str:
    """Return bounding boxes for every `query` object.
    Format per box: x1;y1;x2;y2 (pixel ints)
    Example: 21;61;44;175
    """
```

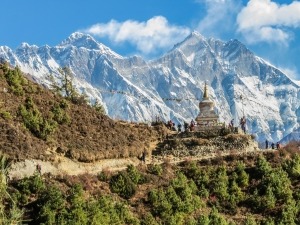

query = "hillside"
0;62;299;224
1;147;300;224
1;31;300;143
0;62;167;163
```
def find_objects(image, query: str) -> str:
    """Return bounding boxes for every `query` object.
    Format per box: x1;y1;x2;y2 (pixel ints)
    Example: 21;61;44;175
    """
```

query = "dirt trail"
8;146;269;180
8;155;141;179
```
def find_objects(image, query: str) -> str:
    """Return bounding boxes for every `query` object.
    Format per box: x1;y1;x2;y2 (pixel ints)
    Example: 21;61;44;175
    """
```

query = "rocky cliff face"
0;31;299;143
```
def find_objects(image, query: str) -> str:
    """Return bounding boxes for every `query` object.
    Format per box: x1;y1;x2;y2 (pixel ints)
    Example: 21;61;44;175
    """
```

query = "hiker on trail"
177;123;182;133
240;116;246;133
265;140;269;149
271;142;275;149
190;119;195;131
276;142;280;149
230;119;234;127
36;164;41;175
167;120;175;130
184;122;189;132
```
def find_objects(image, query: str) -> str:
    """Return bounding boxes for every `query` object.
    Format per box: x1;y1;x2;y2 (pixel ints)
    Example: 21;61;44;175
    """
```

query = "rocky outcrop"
153;133;258;158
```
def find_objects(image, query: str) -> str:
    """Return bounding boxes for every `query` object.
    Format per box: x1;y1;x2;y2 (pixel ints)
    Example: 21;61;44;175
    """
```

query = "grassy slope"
0;63;167;162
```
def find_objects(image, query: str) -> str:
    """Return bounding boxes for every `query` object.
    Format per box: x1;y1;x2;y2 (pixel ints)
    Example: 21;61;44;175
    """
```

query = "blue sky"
1;0;300;80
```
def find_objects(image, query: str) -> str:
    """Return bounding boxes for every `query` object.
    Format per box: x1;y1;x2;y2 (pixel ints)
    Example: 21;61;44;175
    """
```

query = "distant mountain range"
1;31;299;143
279;127;300;145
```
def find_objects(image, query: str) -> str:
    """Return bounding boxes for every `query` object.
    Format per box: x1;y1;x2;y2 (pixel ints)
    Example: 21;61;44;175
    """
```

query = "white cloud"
237;0;300;44
83;16;190;56
196;0;240;37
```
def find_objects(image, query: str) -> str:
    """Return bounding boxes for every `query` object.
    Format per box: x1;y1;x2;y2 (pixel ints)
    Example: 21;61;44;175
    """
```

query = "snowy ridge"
0;32;299;143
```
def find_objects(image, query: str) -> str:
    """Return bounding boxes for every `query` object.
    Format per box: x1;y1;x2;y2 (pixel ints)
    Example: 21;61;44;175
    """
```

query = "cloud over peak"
237;0;300;44
83;16;190;56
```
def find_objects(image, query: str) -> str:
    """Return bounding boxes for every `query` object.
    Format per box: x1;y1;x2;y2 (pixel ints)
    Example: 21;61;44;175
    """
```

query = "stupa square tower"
195;82;219;127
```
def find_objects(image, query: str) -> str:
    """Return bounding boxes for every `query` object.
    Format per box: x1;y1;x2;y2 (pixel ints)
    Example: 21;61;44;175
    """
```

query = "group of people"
228;116;247;133
265;140;281;150
166;119;196;133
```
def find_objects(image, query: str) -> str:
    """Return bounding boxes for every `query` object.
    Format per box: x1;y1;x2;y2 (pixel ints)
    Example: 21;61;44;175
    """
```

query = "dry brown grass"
0;65;167;162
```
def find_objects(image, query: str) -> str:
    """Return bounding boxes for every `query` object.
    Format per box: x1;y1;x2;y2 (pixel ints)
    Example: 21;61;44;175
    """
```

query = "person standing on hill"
265;140;269;149
184;122;189;132
276;142;280;149
230;119;234;127
190;119;195;131
177;123;182;133
271;142;275;149
240;116;246;133
36;164;41;175
142;150;146;163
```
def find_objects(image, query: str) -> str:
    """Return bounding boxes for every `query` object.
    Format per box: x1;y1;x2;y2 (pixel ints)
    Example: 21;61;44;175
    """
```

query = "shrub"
148;164;163;176
17;174;45;195
51;103;70;124
209;207;228;225
141;213;159;225
261;168;292;203
196;214;210;225
210;166;229;201
97;170;111;182
0;111;12;120
126;164;145;184
282;154;300;179
148;188;172;218
255;156;272;179
19;97;57;139
36;186;66;224
93;99;106;115
244;215;257;225
235;162;249;188
4;66;25;95
110;172;136;199
261;218;275;225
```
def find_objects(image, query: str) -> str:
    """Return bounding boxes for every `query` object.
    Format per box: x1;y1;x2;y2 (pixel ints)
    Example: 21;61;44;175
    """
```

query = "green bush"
93;99;106;115
110;172;136;199
85;196;139;225
255;156;272;179
148;188;172;219
19;97;57;140
4;66;25;95
261;168;292;203
17;174;45;195
141;213;159;225
126;164;145;184
210;166;229;202
235;162;249;188
244;215;257;225
148;164;163;176
50;103;70;124
97;171;110;182
283;154;300;179
209;207;228;225
196;214;210;225
261;217;275;225
0;111;12;120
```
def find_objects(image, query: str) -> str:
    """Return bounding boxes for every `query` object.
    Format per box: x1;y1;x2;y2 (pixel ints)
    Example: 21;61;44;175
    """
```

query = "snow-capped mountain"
279;127;300;145
0;31;299;143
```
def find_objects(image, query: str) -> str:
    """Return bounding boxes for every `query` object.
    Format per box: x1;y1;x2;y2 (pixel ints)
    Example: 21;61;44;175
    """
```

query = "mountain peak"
190;30;205;39
60;32;101;50
18;42;38;50
183;30;207;43
171;31;207;52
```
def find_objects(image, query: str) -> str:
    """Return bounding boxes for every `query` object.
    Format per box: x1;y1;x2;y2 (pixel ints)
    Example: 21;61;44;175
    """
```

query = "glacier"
0;31;299;144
